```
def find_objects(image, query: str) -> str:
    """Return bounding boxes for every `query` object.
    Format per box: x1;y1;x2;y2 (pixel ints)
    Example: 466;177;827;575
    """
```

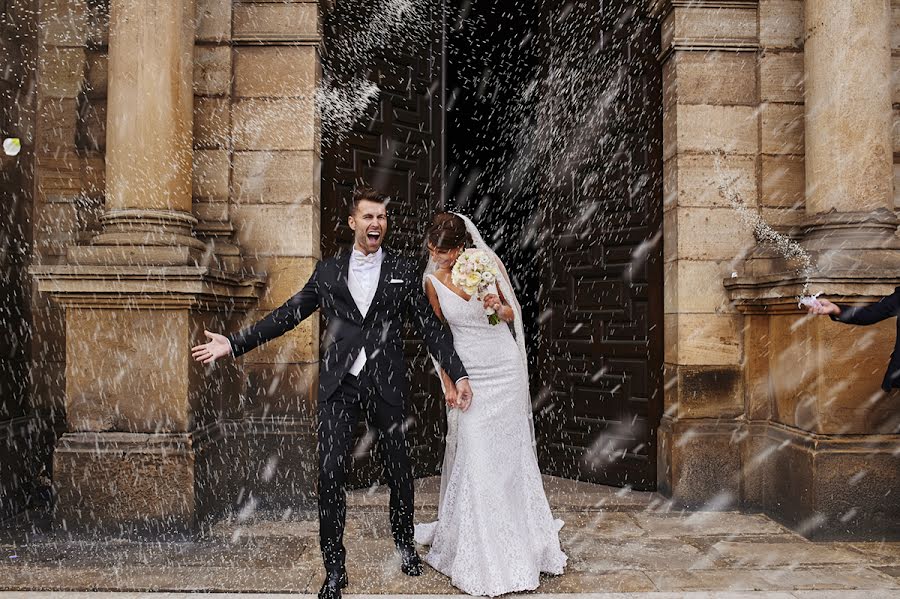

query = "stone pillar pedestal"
30;0;264;537
719;0;900;539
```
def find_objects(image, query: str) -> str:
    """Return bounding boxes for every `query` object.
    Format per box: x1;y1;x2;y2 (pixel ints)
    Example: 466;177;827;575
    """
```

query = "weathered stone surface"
231;203;320;258
714;541;868;566
39;0;89;46
667;364;744;419
665;313;742;366
761;102;804;155
245;255;318;312
672;104;759;155
649;565;895;591
84;49;107;97
817;316;897;434
663;7;757;51
664;153;756;211
193;97;231;149
761;154;805;208
658;418;743;509
667;207;757;262
759;0;803;49
667;51;757;106
192;149;230;200
36;97;77;151
193;45;231;96
77;97;106;151
663;259;733;314
233;46;316;98
53;432;197;535
895;162;900;210
634;511;789;538
743;315;772;421
804;0;893;214
767;313;895;434
192;200;228;223
66;308;191;432
196;0;231;42
814;448;900;539
38;47;85;98
233;1;319;41
759;51;804;103
232;151;318;204
232;98;316;151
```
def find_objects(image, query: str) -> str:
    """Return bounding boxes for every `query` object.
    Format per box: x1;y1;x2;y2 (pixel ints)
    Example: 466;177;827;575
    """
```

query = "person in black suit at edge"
805;289;900;430
192;185;474;599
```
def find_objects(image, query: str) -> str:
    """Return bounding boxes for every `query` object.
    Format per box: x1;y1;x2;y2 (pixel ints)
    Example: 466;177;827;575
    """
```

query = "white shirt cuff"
454;376;469;385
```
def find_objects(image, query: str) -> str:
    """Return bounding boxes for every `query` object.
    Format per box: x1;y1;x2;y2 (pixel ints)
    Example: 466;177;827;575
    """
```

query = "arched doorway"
321;0;664;491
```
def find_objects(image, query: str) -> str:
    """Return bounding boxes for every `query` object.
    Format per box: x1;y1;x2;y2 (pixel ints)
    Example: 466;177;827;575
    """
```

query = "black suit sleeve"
831;288;900;326
228;261;322;358
405;265;468;383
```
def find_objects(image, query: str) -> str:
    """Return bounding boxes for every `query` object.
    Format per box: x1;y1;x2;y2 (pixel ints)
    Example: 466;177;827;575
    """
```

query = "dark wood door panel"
536;0;664;491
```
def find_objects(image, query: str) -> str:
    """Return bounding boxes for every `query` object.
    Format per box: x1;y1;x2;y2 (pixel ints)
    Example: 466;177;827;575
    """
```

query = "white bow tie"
352;251;378;266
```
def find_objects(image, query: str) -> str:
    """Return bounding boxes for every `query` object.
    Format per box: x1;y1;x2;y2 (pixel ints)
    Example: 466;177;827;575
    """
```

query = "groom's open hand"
191;330;232;364
456;379;473;411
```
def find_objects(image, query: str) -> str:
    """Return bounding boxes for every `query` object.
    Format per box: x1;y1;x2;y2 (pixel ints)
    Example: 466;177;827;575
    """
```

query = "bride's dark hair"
426;212;472;250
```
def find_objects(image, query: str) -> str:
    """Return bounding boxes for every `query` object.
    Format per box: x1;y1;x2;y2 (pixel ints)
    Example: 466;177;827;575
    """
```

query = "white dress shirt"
347;247;383;376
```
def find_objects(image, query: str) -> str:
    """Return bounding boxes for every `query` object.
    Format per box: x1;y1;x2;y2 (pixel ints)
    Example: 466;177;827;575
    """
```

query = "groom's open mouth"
366;230;382;243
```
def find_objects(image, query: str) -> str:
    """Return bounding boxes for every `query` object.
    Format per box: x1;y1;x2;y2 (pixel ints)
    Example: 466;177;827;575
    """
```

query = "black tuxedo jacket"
228;248;467;405
832;286;900;392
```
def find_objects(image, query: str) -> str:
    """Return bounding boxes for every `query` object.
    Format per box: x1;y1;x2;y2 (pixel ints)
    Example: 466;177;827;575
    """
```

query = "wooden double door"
321;0;664;491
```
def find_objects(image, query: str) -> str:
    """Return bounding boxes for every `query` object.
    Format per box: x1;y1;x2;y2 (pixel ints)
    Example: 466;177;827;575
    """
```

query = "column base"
52;426;233;538
802;209;900;273
659;417;900;540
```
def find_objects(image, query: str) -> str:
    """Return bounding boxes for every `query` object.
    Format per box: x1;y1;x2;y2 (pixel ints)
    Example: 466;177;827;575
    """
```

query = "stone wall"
656;0;900;539
657;0;760;507
19;0;322;530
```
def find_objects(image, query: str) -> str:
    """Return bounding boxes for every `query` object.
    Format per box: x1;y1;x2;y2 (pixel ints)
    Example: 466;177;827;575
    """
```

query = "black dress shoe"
318;569;349;599
397;544;424;576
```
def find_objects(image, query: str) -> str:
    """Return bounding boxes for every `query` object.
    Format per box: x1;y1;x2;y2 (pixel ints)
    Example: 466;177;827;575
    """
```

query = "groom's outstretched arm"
228;262;322;358
408;281;468;383
831;288;900;326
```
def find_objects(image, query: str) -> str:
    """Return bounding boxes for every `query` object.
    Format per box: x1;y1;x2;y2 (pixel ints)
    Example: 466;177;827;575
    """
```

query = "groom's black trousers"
317;369;414;572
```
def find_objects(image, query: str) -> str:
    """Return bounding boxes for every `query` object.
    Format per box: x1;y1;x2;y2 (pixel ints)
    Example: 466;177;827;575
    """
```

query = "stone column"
31;0;263;537
722;0;900;539
802;0;899;270
75;0;205;262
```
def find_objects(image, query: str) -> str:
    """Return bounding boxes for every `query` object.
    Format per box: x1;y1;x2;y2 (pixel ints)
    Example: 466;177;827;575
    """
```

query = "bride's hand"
482;293;502;312
456;379;473;412
482;293;512;322
444;385;459;408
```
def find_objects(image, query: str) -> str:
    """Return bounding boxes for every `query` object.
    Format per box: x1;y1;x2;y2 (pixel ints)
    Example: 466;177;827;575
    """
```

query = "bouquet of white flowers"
451;249;502;325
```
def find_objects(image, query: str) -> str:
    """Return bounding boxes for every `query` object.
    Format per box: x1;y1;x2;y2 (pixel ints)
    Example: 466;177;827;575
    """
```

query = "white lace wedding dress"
414;273;567;597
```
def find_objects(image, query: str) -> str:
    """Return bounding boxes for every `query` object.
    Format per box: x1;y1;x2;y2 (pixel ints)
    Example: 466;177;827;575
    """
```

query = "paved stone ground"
1;476;898;596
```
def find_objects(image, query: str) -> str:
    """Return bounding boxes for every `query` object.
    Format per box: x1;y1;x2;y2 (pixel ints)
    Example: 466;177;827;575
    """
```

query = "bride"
414;212;567;596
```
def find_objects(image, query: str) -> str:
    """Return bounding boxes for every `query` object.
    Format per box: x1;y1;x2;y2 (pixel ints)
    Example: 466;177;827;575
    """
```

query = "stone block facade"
657;0;900;539
0;0;896;542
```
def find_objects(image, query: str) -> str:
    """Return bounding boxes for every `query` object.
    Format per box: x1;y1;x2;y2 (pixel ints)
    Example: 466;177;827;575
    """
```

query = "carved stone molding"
30;265;264;310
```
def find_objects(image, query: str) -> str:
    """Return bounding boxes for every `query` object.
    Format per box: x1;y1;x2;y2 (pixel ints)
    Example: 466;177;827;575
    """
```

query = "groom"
192;185;472;599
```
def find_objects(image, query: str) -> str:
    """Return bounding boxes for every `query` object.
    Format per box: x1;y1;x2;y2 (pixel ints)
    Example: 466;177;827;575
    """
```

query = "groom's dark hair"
351;184;389;215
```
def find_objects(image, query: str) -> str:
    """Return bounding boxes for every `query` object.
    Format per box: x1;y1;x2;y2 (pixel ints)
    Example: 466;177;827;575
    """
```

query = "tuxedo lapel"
337;249;365;323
